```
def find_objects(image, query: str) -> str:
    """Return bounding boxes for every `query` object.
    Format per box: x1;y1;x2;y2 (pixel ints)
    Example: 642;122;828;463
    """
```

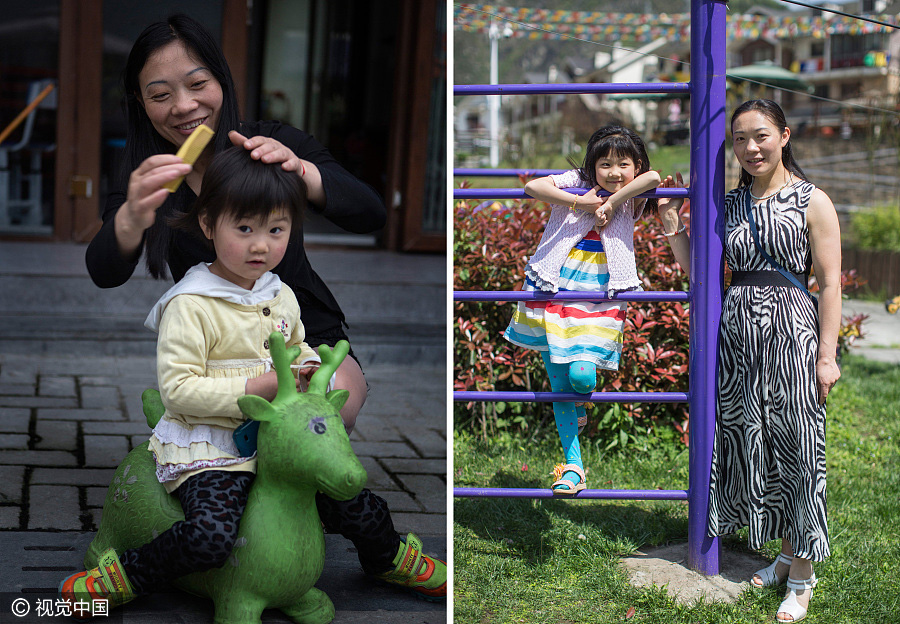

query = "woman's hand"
815;357;840;404
229;130;307;175
657;173;686;224
656;173;691;276
229;130;325;204
121;155;193;230
114;155;192;258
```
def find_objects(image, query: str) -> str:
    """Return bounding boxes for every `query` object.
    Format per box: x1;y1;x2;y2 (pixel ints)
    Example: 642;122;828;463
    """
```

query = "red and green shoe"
59;548;135;620
375;532;446;601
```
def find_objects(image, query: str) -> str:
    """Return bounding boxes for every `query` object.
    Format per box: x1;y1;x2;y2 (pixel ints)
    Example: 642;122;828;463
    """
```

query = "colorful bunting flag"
454;3;899;43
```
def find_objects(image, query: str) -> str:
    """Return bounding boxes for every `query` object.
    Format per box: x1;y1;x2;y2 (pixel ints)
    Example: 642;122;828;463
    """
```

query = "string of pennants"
454;3;900;42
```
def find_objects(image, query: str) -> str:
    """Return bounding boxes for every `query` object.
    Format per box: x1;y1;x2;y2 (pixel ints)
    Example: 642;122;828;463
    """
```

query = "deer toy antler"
266;332;350;402
268;332;303;404
307;340;350;396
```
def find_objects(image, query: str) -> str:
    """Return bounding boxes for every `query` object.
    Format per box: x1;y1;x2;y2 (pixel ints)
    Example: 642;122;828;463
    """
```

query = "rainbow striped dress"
504;229;627;370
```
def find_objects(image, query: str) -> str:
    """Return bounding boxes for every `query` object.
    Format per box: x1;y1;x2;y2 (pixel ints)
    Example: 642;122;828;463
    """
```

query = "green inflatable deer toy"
83;333;367;624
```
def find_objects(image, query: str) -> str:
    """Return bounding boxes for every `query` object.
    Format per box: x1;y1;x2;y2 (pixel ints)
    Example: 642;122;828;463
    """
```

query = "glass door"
0;2;60;237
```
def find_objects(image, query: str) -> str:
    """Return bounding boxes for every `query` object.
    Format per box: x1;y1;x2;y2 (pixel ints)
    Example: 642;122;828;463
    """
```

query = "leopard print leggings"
121;470;400;594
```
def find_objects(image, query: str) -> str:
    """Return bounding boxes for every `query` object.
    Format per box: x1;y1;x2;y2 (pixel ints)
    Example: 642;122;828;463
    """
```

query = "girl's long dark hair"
731;99;807;189
571;125;657;213
121;13;242;278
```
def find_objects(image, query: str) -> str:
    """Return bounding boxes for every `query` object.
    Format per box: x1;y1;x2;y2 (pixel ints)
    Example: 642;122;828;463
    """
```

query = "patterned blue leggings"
541;354;596;487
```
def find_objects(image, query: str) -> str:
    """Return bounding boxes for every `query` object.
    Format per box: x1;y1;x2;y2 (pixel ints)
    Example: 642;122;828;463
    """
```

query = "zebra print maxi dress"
707;181;830;562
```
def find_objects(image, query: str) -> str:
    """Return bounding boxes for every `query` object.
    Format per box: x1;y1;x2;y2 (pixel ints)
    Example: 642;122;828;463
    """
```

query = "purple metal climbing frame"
453;0;726;575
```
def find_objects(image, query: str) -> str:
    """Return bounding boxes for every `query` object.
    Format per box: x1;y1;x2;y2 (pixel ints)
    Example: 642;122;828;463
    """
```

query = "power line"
776;0;900;30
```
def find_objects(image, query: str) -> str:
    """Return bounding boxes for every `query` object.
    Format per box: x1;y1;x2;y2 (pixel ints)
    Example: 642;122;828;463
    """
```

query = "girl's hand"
594;201;614;229
229;130;309;176
576;185;608;213
815;357;840;404
245;371;303;401
118;155;193;233
296;365;319;382
245;371;279;401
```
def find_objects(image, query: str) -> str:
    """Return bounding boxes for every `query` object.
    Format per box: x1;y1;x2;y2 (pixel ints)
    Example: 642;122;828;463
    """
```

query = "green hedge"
850;205;900;252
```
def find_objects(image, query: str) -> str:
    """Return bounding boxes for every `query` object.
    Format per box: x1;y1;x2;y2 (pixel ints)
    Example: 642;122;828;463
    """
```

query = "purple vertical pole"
688;0;727;575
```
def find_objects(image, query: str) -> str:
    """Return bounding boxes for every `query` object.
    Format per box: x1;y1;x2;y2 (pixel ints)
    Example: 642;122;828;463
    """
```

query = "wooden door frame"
384;0;446;253
56;1;102;242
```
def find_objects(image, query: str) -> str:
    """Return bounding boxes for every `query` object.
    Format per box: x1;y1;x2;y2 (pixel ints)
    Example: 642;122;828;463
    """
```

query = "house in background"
454;2;898;165
728;1;900;128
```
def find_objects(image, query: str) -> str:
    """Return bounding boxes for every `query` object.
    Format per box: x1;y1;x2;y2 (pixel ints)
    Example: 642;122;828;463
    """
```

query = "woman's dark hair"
170;146;306;242
572;125;657;213
731;99;807;189
121;14;242;278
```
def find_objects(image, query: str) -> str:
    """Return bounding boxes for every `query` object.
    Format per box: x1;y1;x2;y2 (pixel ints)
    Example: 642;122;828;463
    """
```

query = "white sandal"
551;463;586;495
776;574;817;623
750;553;793;587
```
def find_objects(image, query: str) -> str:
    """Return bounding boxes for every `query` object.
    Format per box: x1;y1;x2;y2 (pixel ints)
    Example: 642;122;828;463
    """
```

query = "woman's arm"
807;187;842;404
233;122;386;233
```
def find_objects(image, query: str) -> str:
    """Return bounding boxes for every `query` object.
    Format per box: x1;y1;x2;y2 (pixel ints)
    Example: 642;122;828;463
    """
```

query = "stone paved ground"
0;242;447;623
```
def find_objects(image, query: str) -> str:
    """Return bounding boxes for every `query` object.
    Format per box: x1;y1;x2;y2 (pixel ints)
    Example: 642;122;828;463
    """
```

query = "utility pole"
488;18;511;167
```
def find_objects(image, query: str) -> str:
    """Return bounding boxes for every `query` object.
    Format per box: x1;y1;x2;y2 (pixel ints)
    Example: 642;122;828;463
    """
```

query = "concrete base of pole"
621;542;771;605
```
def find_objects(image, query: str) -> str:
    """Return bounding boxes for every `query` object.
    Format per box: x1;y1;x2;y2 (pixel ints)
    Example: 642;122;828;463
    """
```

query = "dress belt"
730;270;808;289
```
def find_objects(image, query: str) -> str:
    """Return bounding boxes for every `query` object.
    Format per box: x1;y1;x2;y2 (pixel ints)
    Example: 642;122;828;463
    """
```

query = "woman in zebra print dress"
660;100;842;623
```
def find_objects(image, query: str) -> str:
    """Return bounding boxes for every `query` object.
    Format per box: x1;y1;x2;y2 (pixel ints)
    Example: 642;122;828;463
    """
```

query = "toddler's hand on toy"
296;366;319;382
245;371;280;402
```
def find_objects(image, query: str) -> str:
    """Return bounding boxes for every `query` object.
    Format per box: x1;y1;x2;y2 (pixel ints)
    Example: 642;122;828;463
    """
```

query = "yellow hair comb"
164;124;215;192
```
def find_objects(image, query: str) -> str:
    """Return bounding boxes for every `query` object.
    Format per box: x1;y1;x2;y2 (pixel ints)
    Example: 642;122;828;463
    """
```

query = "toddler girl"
61;145;319;611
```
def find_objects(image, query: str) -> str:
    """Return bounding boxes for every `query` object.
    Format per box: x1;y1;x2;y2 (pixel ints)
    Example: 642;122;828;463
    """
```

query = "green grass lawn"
453;354;900;623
